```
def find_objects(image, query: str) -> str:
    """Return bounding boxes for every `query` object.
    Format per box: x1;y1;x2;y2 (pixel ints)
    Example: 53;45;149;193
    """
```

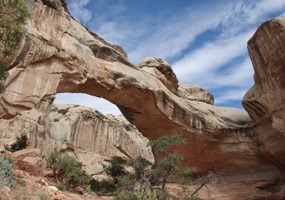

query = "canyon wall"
0;0;284;199
0;99;154;175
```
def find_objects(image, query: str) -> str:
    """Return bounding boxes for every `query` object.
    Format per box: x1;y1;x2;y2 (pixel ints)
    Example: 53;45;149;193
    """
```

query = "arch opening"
53;93;122;116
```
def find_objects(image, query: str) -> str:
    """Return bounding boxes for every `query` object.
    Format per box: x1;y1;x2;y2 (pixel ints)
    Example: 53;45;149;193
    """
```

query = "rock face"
0;0;255;175
243;17;285;173
0;101;154;174
176;84;214;104
138;57;179;93
0;0;284;198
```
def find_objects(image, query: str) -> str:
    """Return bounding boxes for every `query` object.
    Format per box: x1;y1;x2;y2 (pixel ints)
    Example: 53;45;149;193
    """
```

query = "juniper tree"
0;0;30;91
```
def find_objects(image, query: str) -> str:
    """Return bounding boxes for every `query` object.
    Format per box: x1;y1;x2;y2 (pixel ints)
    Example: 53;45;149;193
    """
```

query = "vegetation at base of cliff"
0;156;14;188
45;135;200;199
0;0;30;92
94;134;199;200
46;150;91;189
5;133;28;152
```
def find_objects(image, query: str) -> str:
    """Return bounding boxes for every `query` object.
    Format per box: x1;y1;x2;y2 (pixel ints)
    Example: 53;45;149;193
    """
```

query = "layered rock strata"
243;17;285;174
0;1;284;198
0;101;154;174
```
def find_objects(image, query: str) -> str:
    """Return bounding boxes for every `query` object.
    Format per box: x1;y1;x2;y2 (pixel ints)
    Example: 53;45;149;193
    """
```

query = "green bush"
90;135;198;199
0;0;30;56
89;179;116;194
106;156;127;178
5;133;28;152
46;150;91;188
117;173;136;192
0;156;14;187
0;0;30;92
134;190;158;200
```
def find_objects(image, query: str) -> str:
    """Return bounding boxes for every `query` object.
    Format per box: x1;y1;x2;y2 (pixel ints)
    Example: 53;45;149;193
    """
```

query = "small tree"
93;135;198;199
46;150;61;182
0;0;30;56
106;156;128;183
0;0;30;92
46;150;91;188
150;134;195;191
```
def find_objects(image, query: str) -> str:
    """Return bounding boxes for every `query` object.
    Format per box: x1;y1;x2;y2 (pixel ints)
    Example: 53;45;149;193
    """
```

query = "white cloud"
215;89;249;105
54;93;122;116
211;58;253;89
173;30;254;82
68;0;92;24
245;0;285;23
127;3;234;63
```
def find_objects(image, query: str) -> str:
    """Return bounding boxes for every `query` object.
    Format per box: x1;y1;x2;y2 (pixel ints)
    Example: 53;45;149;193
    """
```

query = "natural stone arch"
1;0;284;180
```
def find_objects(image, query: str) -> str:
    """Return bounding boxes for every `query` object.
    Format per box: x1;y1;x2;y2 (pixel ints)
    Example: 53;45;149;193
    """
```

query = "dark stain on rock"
9;37;31;69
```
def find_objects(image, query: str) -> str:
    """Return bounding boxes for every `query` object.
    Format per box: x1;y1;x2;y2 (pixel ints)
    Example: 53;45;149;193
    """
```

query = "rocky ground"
0;148;112;200
1;147;285;200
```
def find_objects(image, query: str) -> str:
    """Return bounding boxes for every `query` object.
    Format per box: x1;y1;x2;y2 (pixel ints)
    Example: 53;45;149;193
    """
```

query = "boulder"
12;148;41;160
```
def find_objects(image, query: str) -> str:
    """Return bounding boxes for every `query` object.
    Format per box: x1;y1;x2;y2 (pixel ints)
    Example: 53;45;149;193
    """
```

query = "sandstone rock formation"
0;101;154;174
176;84;214;104
243;17;285;178
0;0;285;199
0;0;256;175
138;57;179;93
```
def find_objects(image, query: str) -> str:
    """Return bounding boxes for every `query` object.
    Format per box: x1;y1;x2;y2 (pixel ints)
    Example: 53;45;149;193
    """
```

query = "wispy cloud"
127;3;233;63
215;89;249;105
68;0;92;24
172;30;254;82
62;0;285;113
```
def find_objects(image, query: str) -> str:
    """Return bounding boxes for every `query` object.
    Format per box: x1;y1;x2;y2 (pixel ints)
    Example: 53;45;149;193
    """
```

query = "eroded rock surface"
0;1;284;199
176;84;214;104
243;17;285;172
138;57;179;93
0;100;154;173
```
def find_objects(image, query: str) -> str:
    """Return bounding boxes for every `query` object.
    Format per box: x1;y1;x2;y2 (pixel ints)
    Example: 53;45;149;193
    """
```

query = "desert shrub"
46;150;91;188
117;173;136;192
106;156;128;178
89;179;116;194
0;0;30;56
14;188;49;200
134;190;158;200
0;0;30;92
5;133;28;152
92;135;198;199
133;156;151;179
0;156;14;187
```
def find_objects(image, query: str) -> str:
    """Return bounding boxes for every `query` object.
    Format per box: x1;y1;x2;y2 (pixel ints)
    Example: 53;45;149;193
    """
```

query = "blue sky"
55;0;285;115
